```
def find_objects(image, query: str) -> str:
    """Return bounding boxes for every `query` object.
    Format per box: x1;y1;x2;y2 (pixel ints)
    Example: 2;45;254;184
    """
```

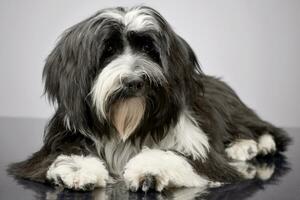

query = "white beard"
110;97;146;141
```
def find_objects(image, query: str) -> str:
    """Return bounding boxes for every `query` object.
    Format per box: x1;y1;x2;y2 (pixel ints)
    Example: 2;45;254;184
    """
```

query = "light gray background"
0;0;299;127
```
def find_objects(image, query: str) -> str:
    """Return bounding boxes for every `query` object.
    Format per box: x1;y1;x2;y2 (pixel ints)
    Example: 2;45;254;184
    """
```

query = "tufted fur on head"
42;6;204;145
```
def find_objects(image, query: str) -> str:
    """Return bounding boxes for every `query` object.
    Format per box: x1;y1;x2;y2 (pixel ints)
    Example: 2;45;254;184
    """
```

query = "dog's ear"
177;36;203;74
42;24;99;131
158;28;204;95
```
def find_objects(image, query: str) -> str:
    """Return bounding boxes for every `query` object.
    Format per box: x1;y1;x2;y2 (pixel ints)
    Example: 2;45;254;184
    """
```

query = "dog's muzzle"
122;76;146;97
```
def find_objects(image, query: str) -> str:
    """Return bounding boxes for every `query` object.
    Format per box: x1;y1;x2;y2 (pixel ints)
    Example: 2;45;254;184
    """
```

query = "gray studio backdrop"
0;0;299;127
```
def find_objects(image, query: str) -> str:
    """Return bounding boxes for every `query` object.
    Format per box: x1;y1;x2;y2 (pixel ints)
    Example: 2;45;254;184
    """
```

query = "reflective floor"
0;117;299;200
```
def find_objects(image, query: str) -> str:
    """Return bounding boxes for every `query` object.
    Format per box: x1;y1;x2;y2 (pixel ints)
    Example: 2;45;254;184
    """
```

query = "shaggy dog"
9;6;290;192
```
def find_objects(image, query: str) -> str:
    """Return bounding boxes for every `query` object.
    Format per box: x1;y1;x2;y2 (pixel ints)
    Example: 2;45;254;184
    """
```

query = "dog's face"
89;7;168;139
43;6;202;140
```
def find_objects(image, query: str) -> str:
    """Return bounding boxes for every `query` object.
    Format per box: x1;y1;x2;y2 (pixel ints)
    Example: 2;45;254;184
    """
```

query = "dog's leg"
8;147;58;183
225;131;283;160
123;148;214;192
202;76;290;158
46;154;109;190
225;139;258;161
123;111;242;192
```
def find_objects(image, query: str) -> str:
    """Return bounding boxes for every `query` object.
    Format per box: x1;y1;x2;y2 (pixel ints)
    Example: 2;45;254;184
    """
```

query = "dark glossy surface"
0;117;299;200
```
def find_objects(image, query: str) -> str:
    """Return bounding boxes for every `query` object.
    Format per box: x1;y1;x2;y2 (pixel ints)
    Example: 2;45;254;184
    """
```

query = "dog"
9;6;290;192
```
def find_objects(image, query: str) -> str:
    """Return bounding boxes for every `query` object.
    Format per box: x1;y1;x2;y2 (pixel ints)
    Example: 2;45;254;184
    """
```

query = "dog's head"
43;6;203;140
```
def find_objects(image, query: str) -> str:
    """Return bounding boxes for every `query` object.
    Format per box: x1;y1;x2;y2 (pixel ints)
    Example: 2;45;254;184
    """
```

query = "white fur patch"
123;7;159;31
230;162;275;181
160;111;210;160
46;155;109;190
258;134;276;155
123;148;210;191
256;163;275;180
111;97;146;140
91;49;134;119
63;115;78;131
225;139;258;161
94;6;160;31
230;161;257;179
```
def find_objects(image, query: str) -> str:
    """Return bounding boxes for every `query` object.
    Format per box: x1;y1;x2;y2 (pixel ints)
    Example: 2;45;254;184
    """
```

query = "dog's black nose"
123;78;145;93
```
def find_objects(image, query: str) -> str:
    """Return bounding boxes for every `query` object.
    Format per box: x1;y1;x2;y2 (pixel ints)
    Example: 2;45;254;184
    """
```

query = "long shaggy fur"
111;97;146;140
8;6;290;191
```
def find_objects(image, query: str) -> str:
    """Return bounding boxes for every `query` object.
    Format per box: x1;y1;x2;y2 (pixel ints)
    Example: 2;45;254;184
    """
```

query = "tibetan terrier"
9;6;290;192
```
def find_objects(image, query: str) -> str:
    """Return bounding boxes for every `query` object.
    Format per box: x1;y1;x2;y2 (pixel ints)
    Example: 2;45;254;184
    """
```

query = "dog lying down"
8;6;290;192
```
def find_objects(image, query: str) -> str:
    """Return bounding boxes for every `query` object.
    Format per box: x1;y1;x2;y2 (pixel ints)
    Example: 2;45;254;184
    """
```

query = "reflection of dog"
9;6;290;192
11;155;290;200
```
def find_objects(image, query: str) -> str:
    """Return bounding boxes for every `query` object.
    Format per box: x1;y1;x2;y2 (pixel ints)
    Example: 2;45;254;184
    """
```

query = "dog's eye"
106;45;114;53
103;42;117;57
138;38;160;62
141;41;154;52
141;44;152;52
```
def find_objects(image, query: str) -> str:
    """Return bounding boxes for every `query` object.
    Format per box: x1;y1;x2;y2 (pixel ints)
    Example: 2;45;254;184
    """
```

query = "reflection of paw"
46;155;109;191
171;187;209;200
258;134;276;155
256;163;275;180
230;162;257;179
231;161;275;181
123;148;209;192
226;139;258;161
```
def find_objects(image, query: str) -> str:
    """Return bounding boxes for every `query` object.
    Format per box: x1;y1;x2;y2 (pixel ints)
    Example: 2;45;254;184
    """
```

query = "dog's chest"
101;137;157;176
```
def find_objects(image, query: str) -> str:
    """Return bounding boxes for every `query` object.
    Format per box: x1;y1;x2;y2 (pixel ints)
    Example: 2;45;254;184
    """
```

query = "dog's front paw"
46;155;109;191
123;148;209;192
225;139;258;161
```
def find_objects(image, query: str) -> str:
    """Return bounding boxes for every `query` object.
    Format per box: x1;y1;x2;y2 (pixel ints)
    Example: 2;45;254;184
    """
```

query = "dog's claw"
141;175;156;192
56;176;65;187
82;183;95;191
129;185;138;192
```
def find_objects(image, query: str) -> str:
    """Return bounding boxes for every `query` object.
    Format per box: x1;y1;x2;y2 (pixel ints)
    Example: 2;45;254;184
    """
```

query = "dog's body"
9;6;290;192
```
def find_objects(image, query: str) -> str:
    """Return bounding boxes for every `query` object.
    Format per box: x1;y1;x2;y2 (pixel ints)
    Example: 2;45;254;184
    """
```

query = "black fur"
8;6;290;189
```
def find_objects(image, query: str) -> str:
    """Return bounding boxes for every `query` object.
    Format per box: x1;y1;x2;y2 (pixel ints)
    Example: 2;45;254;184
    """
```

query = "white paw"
231;162;275;181
225;139;258;161
46;155;109;190
258;134;276;155
123;148;209;192
256;163;275;180
230;162;257;179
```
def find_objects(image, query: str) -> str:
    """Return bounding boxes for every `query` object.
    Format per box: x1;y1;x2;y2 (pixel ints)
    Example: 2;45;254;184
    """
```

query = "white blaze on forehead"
124;7;159;31
95;7;160;31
